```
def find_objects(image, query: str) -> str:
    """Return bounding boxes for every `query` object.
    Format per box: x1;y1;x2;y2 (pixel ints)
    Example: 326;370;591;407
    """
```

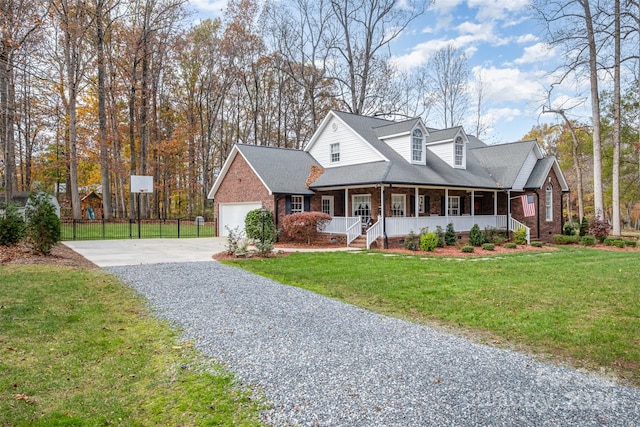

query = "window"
391;194;406;217
330;143;340;163
454;136;464;167
546;183;553;221
291;195;304;213
352;194;371;225
448;196;460;216
322;196;334;217
412;129;423;162
419;195;425;213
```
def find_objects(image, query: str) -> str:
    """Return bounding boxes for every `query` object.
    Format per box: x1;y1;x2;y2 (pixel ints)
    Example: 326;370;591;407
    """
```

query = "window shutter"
285;196;291;215
304;196;311;212
409;195;415;215
425;196;430;214
441;196;445;215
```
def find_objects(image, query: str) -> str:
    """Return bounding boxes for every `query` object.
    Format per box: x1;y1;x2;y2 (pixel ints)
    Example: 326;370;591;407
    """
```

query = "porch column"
445;188;449;222
494;190;498;215
380;185;385;223
415;187;419;218
345;188;349;217
471;190;475;218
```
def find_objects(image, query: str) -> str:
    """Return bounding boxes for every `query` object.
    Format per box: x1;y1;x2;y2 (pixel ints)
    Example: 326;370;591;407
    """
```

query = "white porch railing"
509;216;531;244
346;218;362;245
321;216;361;245
384;215;507;237
366;220;382;249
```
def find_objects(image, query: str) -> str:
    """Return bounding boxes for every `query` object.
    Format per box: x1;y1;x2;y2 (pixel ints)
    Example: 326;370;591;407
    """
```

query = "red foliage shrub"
589;217;611;241
281;212;332;244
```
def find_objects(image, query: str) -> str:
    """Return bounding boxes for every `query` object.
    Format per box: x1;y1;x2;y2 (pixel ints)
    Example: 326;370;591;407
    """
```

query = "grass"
224;247;640;386
60;221;215;240
0;265;264;426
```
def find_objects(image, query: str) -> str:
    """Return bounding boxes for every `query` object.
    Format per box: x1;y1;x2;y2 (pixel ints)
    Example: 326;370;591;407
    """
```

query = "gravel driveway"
109;261;640;426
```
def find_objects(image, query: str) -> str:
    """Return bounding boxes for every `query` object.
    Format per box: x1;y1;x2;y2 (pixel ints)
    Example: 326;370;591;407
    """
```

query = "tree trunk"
96;0;112;219
611;0;621;235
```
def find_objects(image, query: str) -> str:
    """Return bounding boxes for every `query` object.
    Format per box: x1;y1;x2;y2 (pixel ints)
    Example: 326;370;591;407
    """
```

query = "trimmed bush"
435;226;446;248
579;217;589;237
612;239;625;248
563;221;577;236
281;212;332;244
461;245;474;253
481;243;495;251
581;235;596;246
589;217;610;241
25;192;61;255
483;227;506;245
624;239;637;248
553;234;580;244
444;223;457;246
469;224;485;246
513;227;528;245
404;230;419;251
245;208;276;241
504;242;517;249
0;203;25;246
420;231;438;252
531;241;543;247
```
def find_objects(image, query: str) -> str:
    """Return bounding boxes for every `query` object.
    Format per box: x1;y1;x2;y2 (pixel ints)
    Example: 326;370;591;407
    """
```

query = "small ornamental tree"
281;212;332;244
244;208;276;242
25;192;61;255
420;231;438;252
589;217;610;242
579;216;589;237
0;203;26;246
468;224;485;246
444;222;457;246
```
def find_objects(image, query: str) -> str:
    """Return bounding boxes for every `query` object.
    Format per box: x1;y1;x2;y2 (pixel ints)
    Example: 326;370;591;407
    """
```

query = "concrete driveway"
63;238;227;267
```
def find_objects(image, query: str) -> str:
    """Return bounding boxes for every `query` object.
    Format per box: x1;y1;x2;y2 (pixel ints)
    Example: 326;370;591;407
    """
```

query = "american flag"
521;194;535;217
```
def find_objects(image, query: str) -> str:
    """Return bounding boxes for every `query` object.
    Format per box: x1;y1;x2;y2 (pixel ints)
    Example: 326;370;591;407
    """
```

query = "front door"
352;194;371;225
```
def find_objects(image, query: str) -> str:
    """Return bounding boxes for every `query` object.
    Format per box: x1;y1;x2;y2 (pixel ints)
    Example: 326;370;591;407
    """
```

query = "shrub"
225;226;249;256
483;227;506;245
461;245;474;253
513;227;528;245
579;217;589;237
420;231;438;252
531;241;543;247
468;224;485;246
553;234;580;244
612;239;625;248
245;208;277;242
589;217;610;241
0;203;26;246
404;230;419;251
563;221;577;236
481;243;495;251
504;242;517;249
281;212;332;244
581;235;596;246
24;192;61;255
624;239;637;248
444;223;456;246
435;225;446;248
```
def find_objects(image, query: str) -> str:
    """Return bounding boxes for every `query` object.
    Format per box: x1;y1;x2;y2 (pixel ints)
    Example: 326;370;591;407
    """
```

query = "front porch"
321;214;529;249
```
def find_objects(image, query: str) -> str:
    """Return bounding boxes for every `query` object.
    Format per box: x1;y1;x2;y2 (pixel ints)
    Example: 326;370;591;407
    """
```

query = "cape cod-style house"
208;110;569;248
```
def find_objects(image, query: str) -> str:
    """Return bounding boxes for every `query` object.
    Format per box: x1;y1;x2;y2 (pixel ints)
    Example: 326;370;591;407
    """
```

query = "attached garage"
218;202;262;237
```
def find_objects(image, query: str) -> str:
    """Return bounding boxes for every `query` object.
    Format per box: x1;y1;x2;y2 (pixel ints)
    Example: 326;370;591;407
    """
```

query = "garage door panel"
219;203;262;237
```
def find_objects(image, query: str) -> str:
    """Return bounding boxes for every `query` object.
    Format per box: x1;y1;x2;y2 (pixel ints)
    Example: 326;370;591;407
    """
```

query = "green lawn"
0;265;263;426
60;221;215;240
224;247;640;386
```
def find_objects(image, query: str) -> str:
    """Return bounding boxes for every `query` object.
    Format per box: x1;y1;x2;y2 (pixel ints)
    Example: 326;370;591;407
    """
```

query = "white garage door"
219;202;262;237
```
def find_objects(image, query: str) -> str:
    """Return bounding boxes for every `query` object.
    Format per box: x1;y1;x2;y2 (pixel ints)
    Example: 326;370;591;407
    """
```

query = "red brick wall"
213;153;273;236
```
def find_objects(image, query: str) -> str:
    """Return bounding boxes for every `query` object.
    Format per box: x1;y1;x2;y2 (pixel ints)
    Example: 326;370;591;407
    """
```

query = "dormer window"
412;129;423;162
330;143;340;163
454;136;464;167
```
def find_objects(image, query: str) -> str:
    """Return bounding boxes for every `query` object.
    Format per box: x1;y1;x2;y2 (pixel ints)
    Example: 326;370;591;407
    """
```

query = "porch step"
349;235;367;249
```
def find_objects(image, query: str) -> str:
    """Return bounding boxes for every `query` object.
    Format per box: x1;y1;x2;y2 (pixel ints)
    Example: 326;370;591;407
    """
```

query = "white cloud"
516;34;539;44
429;0;464;14
468;0;530;22
472;65;548;104
513;43;556;65
189;0;227;14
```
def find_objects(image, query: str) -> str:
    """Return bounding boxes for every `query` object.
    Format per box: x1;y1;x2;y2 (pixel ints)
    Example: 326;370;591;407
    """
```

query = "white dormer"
426;127;468;169
375;118;428;164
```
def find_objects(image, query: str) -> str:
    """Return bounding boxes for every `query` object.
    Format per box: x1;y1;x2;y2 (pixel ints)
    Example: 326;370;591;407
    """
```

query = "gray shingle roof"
236;144;318;195
373;118;421;138
471;140;538;189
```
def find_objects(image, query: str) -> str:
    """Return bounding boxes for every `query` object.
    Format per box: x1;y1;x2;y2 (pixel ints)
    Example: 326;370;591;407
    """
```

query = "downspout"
381;184;388;249
274;195;282;239
506;190;511;239
536;192;541;239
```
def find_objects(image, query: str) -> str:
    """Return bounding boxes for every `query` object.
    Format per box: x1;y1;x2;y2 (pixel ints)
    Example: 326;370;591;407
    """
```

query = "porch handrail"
366;220;382;249
509;216;531;244
346;218;361;245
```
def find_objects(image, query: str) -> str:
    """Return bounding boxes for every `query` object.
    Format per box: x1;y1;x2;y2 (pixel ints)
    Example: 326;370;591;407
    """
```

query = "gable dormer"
426;127;468;169
374;118;428;164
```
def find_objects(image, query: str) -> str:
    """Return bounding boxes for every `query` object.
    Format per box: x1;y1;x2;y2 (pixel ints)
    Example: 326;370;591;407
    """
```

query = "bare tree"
421;44;469;129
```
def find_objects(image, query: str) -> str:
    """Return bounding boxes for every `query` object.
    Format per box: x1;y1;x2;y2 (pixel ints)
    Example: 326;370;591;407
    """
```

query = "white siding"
512;149;538;190
428;141;454;166
308;115;385;168
383;134;410;161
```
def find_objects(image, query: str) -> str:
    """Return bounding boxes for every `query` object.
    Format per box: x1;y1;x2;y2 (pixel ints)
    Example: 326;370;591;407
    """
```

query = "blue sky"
188;0;582;144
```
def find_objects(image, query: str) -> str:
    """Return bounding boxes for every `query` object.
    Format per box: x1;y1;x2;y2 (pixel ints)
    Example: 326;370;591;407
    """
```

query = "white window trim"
330;143;340;164
352;194;372;224
448;196;460;216
291;195;304;213
411;129;424;164
321;196;334;217
391;194;406;217
545;183;553;221
454;136;465;168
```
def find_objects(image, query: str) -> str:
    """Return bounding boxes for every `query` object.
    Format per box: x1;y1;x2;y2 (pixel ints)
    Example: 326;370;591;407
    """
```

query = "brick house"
208;110;569;247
